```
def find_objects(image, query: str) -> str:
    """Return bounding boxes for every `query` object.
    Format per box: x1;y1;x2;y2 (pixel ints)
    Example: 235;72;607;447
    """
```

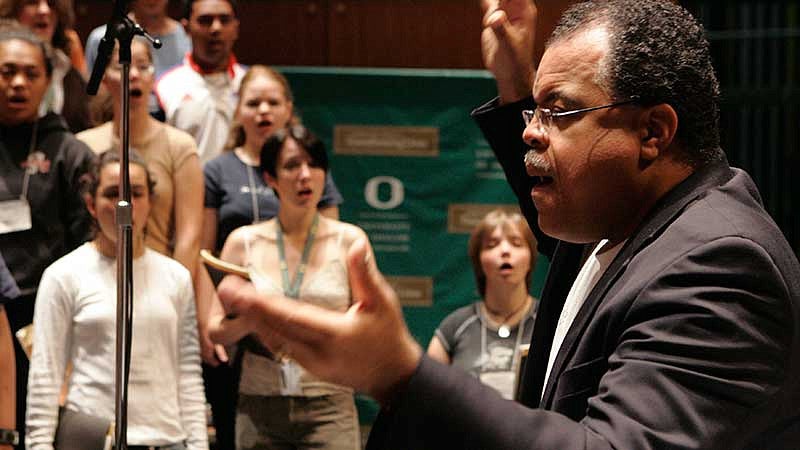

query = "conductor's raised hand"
481;0;538;103
215;236;422;405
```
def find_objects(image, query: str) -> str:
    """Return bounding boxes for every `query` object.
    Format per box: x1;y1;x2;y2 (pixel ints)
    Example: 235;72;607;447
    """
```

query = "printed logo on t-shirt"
240;185;273;196
483;342;514;371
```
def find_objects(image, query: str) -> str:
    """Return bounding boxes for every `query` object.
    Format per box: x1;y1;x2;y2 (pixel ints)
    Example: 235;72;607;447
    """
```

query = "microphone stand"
86;2;161;448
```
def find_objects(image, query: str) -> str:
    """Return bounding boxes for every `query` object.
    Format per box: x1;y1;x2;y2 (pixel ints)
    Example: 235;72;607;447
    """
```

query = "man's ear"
181;18;190;34
639;103;678;162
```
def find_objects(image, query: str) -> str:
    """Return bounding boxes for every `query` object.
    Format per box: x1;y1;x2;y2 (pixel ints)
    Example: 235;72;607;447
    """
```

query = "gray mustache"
524;150;552;172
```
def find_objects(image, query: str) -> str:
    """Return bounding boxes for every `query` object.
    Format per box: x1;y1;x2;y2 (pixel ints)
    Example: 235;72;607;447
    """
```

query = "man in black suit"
211;0;800;449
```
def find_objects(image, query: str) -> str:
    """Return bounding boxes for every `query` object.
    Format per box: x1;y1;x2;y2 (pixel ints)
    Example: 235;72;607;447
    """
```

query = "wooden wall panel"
74;0;187;59
236;0;328;65
73;0;112;41
327;0;483;68
73;0;578;69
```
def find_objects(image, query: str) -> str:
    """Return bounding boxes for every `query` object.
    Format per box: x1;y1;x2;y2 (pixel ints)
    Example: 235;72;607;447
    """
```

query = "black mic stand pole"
86;2;161;449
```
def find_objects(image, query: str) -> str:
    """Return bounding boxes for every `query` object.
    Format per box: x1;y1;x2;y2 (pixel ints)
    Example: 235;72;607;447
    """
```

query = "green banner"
280;67;549;422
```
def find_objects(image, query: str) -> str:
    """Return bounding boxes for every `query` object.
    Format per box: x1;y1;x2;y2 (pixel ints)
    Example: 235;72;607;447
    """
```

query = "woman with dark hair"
207;127;365;450
0;0;90;132
0;24;93;448
427;209;538;399
25;150;208;450
199;65;340;450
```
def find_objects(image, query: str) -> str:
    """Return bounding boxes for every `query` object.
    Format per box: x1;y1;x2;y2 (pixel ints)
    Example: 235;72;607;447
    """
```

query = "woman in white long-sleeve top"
25;150;208;450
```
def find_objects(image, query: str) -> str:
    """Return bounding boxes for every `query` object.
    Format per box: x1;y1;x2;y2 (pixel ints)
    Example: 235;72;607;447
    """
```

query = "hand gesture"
481;0;538;103
215;236;422;404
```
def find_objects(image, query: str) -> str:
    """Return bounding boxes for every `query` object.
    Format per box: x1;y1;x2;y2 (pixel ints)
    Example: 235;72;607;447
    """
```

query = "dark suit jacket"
366;98;800;450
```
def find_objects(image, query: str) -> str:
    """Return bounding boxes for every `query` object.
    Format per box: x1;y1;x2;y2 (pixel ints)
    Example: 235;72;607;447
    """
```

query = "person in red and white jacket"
155;0;245;165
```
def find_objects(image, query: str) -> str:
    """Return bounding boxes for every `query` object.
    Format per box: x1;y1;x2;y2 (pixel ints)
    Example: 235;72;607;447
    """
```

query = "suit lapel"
539;156;734;407
518;241;585;407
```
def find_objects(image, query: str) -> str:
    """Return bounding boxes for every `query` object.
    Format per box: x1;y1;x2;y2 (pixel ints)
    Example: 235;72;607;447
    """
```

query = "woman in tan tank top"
207;126;371;450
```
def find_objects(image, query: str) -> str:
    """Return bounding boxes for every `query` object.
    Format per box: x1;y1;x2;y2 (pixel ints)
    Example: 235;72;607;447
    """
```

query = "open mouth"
533;176;554;187
7;95;28;106
257;119;272;128
298;188;312;197
130;88;144;98
500;262;513;270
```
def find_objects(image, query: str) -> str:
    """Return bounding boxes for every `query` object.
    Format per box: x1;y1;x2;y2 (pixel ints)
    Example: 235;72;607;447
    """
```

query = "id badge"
0;198;32;234
280;360;303;396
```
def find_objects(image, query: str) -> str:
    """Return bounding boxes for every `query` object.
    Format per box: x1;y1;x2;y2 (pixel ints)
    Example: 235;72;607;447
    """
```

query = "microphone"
86;0;129;95
86;0;163;95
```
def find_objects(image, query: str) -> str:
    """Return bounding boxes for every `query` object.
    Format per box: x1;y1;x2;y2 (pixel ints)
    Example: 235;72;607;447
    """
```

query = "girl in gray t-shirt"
428;209;539;399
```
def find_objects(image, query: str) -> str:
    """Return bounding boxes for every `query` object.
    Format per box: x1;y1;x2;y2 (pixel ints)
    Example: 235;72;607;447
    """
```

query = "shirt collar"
186;52;238;78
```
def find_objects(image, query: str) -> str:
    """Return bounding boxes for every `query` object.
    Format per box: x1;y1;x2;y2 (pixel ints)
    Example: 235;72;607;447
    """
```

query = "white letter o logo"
365;176;404;210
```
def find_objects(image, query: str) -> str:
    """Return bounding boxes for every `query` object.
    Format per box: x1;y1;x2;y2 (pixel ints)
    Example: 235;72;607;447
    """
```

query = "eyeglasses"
522;98;638;136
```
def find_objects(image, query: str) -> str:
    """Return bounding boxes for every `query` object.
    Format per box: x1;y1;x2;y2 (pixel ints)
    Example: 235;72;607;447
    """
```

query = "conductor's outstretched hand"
215;236;422;405
481;0;538;103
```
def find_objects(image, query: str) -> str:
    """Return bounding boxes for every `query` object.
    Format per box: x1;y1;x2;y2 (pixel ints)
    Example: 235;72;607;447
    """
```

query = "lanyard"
276;214;319;298
244;160;260;223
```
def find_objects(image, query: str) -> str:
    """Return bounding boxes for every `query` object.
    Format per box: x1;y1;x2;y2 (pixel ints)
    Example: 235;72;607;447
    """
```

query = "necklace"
276;214;319;298
484;296;531;338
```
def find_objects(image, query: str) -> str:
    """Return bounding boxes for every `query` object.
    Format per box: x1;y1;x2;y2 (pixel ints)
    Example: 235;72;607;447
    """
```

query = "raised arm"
474;0;558;257
481;0;537;104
